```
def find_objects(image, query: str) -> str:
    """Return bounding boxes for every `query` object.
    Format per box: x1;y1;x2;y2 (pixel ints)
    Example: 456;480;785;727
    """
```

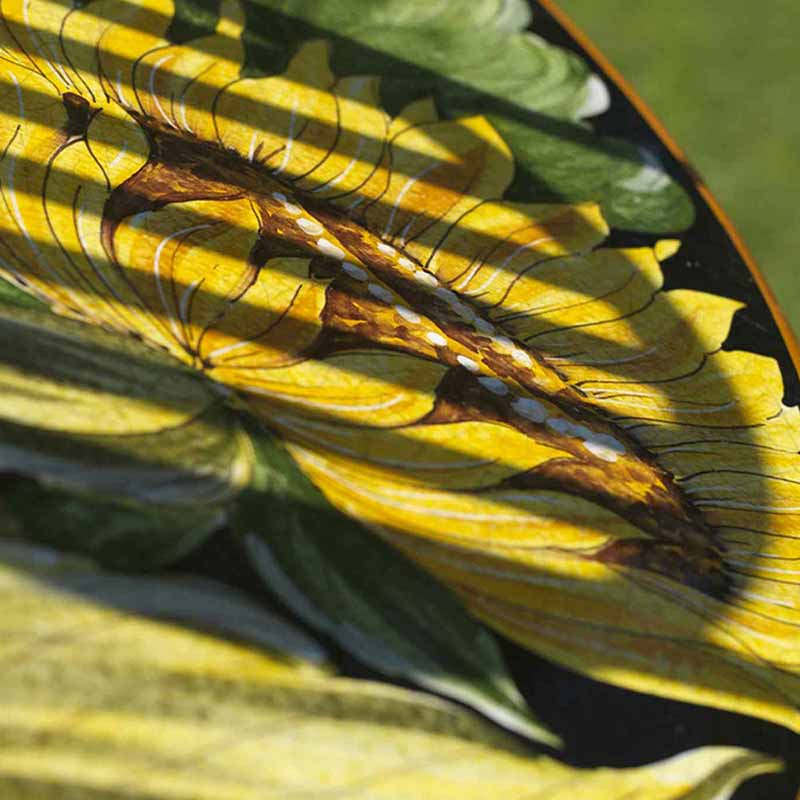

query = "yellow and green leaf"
0;0;799;758
0;304;251;566
0;540;780;799
238;423;559;746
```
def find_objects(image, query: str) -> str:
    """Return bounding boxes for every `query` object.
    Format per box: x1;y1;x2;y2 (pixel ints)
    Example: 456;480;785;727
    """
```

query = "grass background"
556;0;800;335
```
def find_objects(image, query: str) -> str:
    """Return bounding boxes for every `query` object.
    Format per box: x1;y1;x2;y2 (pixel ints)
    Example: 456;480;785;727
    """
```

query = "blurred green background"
556;0;800;335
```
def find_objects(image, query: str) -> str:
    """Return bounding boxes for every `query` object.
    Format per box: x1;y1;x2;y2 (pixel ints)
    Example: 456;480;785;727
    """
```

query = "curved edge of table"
539;0;800;377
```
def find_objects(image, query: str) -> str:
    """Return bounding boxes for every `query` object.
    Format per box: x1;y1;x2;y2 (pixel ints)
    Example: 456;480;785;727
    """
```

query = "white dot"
426;331;447;347
583;433;626;463
511;348;532;367
272;192;302;215
494;335;513;349
451;302;476;322
342;262;368;281
512;396;547;423
398;257;414;269
546;417;576;436
298;217;325;235
478;377;508;396
368;283;394;302
474;318;495;334
456;355;480;372
414;270;438;287
317;239;346;260
396;306;421;323
378;243;396;256
434;287;458;303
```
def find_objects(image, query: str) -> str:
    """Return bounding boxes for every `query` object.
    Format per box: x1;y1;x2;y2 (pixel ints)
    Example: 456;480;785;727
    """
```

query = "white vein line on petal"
247;130;258;163
612;400;738;415
75;200;129;308
178;277;203;327
569;344;661;367
738;590;796;610
278;417;495;471
382;160;441;238
462;236;553;296
295;450;547;522
149;53;175;127
5;72;70;292
271;98;299;176
178;94;194;134
695;500;800;512
311;135;367;193
153;224;211;343
726;561;800;577
115;69;129;106
242;386;406;413
108;140;128;169
23;0;72;87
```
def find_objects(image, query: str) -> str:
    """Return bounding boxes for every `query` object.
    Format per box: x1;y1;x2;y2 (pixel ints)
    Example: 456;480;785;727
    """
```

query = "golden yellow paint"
0;542;780;799
2;0;800;736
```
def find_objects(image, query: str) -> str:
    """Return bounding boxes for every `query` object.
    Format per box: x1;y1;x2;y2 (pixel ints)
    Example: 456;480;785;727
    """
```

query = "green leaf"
0;275;48;312
0;540;780;799
0;539;326;664
233;0;692;231
0;479;225;570
0;304;252;567
236;423;558;746
499;118;695;232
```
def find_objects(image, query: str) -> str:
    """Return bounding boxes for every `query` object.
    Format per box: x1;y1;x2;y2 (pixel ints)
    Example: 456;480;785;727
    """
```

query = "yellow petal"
201;256;328;371
423;201;608;297
95;0;175;109
132;0;244;139
0;65;88;312
214;40;337;172
239;349;447;427
0;0;75;93
283;419;568;490
0;542;780;800
110;198;264;363
553;289;743;384
291;440;639;551
362;115;514;248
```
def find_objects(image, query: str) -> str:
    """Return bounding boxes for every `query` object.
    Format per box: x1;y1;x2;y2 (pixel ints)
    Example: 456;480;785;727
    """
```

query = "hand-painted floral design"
1;0;799;774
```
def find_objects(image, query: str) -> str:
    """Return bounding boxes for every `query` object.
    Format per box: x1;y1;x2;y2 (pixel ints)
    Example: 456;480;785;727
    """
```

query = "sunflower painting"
0;0;797;796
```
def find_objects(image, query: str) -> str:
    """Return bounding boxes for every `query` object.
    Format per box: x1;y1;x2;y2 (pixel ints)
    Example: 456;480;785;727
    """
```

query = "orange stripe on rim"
539;0;800;375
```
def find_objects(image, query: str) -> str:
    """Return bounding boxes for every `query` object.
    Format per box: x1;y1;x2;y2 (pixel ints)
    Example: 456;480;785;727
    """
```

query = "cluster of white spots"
342;262;368;281
544;416;625;462
414;270;439;288
434;286;457;303
478;376;508;396
277;207;627;463
368;283;394;303
396;306;421;324
317;239;346;260
508;397;627;461
512;396;547;423
297;218;325;236
274;194;351;264
484;333;533;368
510;348;533;367
582;435;628;462
271;192;303;216
456;355;480;373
